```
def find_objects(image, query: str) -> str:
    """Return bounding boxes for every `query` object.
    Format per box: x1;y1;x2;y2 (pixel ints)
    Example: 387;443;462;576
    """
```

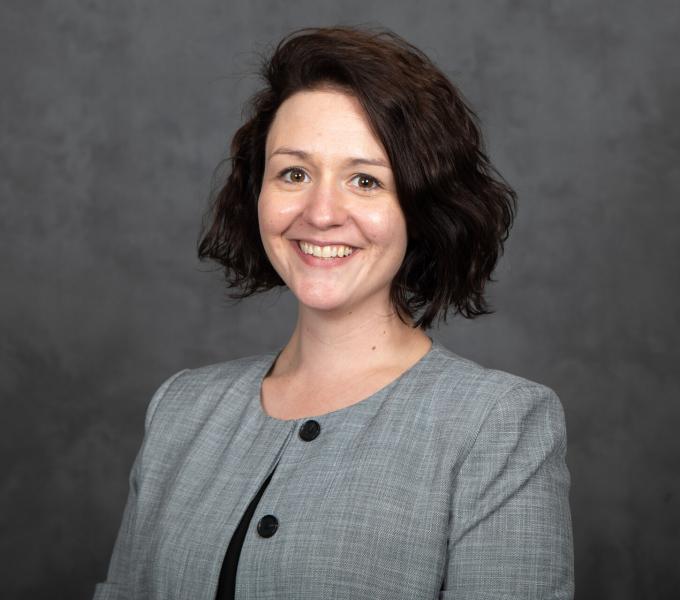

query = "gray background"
2;1;678;598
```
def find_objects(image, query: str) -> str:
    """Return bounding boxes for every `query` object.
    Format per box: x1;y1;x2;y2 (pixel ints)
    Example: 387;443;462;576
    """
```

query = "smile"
297;240;355;258
291;239;360;267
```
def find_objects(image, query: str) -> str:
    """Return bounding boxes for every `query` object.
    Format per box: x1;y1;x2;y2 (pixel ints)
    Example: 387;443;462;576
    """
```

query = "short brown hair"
198;25;516;330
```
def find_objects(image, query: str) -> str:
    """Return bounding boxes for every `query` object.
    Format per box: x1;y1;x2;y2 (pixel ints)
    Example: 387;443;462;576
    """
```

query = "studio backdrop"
2;1;679;599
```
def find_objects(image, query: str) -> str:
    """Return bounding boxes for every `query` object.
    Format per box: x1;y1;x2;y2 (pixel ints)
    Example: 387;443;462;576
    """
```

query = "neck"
272;297;432;385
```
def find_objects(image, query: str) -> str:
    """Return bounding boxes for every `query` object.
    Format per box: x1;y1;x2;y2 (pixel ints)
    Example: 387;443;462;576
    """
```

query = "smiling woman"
93;25;574;600
257;89;410;321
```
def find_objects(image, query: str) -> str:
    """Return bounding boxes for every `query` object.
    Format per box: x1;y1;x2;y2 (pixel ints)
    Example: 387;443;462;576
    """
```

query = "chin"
292;287;354;312
297;296;351;313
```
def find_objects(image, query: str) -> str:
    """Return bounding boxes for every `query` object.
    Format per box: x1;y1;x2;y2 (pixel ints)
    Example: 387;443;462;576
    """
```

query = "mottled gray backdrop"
2;1;679;598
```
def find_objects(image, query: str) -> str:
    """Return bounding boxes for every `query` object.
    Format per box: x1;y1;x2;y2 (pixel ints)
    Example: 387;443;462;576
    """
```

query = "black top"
214;466;277;599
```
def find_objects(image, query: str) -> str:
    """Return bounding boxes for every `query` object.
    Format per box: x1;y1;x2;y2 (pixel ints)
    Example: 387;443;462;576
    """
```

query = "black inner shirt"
214;465;278;599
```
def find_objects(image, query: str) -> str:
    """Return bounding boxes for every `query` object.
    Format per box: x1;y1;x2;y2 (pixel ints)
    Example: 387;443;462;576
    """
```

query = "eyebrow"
268;146;390;169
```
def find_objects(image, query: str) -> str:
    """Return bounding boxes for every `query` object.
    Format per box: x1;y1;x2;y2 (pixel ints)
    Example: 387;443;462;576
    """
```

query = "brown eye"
351;173;381;191
280;167;309;184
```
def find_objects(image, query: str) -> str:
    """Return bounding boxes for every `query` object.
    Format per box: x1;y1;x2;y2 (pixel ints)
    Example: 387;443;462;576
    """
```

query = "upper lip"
294;238;359;248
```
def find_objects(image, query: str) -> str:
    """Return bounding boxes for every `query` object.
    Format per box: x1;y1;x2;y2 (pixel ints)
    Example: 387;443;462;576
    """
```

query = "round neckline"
254;335;439;424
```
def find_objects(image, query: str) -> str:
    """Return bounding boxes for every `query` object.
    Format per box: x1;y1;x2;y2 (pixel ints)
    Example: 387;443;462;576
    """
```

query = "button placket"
256;419;322;539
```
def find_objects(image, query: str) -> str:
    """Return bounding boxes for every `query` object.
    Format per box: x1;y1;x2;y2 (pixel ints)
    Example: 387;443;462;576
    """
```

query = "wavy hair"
197;25;517;330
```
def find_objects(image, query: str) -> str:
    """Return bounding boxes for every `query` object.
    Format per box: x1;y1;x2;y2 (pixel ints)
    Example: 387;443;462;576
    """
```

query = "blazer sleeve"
439;382;574;599
92;368;189;600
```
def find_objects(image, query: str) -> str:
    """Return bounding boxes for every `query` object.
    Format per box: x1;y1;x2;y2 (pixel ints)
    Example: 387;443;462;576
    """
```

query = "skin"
257;87;432;419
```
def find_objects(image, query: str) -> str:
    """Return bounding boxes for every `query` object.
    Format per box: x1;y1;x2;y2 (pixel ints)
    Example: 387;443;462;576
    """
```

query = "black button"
299;419;321;441
257;514;279;538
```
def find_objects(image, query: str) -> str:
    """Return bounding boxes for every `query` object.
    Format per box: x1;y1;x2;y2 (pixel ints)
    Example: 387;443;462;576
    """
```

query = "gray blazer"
94;338;574;599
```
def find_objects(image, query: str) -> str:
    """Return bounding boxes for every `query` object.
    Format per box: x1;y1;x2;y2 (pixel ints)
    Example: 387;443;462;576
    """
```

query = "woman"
94;25;574;600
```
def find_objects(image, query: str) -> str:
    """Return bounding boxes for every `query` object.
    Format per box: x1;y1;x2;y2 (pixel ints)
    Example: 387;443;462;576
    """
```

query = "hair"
197;25;517;330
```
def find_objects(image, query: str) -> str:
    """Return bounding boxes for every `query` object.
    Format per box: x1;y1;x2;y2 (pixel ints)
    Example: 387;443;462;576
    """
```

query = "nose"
301;176;349;229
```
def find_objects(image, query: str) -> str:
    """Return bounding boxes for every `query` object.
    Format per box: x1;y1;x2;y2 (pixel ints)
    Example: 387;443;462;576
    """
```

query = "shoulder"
425;340;566;444
427;339;560;400
142;350;279;430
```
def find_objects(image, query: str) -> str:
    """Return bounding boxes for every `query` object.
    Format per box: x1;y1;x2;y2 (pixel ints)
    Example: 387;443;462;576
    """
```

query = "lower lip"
291;240;360;268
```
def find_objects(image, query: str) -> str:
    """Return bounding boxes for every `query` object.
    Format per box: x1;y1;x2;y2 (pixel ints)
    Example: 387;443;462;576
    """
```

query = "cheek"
363;205;408;250
257;194;287;274
257;195;282;267
257;187;271;223
258;185;305;234
257;191;284;237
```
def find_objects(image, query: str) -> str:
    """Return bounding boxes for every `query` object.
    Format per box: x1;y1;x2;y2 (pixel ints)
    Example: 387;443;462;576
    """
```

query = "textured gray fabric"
93;338;574;599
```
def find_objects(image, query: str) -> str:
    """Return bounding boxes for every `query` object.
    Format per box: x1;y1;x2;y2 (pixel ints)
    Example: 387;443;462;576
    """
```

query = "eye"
278;167;309;184
350;173;382;192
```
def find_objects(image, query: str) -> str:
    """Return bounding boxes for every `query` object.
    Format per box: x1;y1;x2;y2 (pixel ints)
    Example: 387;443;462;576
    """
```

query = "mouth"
290;239;360;266
296;239;357;257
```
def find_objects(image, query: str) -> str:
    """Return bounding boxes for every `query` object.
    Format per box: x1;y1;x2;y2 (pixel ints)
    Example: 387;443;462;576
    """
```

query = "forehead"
265;89;387;159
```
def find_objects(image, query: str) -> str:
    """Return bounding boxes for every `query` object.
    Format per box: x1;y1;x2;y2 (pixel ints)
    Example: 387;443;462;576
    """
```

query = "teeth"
298;241;355;258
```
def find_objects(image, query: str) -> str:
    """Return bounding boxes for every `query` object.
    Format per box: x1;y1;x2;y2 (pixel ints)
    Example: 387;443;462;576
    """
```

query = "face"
257;88;408;316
